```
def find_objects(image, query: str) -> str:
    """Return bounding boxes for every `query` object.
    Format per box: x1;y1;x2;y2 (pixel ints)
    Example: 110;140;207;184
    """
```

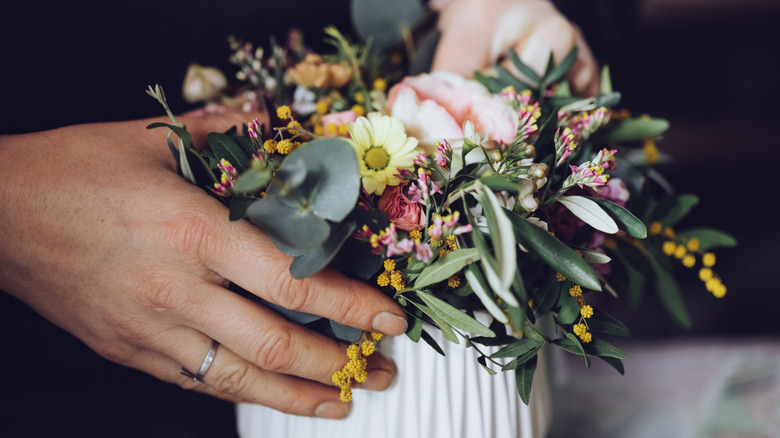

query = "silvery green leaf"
464;265;509;324
351;0;424;48
410;301;459;344
414;248;481;289
491;338;541;359
600;65;613;94
329;320;364;343
417;291;495;337
289;221;357;279
246;195;329;251
177;138;196;184
478;187;518;305
580;248;612;264
603;118;669;142
277;139;360;222
231;167;272;194
558;195;619;234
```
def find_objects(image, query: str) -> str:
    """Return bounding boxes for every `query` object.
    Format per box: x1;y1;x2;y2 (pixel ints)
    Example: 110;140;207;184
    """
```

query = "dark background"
1;0;778;436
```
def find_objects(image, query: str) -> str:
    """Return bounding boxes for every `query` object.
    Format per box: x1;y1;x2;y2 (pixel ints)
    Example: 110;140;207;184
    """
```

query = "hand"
432;0;600;96
0;112;406;419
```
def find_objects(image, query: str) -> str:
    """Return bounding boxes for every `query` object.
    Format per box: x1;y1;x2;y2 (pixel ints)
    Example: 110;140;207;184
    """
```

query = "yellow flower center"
364;146;389;171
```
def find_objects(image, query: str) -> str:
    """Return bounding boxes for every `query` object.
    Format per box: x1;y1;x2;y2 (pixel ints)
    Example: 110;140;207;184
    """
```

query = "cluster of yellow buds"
651;222;726;298
257;105;306;155
556;272;595;343
376;259;406;292
331;332;384;402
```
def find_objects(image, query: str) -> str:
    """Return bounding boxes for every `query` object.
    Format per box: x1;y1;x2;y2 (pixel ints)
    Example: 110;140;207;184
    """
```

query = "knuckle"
254;325;296;372
166;213;223;259
270;276;311;312
135;273;183;311
212;364;253;396
94;339;138;365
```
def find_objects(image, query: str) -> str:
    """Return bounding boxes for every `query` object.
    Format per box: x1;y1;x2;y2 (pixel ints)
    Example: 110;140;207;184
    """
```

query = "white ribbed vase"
237;328;552;438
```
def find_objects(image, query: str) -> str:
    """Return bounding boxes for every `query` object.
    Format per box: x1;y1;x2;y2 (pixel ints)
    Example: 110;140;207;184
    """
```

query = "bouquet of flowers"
145;12;734;405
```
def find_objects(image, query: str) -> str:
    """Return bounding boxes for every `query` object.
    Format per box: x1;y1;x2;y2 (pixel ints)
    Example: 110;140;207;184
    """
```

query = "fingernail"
360;369;395;391
315;401;350;419
372;312;407;336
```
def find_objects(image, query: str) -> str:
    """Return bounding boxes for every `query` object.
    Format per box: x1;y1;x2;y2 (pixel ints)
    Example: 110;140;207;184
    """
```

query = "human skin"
432;0;600;96
0;112;406;419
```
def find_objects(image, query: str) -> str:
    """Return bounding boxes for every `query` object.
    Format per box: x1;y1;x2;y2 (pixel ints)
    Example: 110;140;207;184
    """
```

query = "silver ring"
181;340;219;382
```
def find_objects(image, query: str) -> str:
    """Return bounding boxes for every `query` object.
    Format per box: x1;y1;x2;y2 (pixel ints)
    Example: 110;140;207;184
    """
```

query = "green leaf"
289;221;357;279
602;118;670;142
491;338;541;359
507;48;541;86
245;195;329;251
587;197;647;238
415;248;481;289
410;301;459;344
590;339;627;359
508;212;601;291
479;175;521;195
464;265;509;324
648;254;692;327
558;195;619;234
555;293;580;325
417;291;495;337
477;355;499;375
350;0;424;48
231;167;272;194
555;332;591;367
494;65;533;93
406;315;423;342
587;311;632;337
146;122;192;147
652;194;699;227
277;139;361;222
208;132;250;171
599;356;625;375
228;196;255;221
542;46;578;87
515;355;538;405
328;320;363;343
678;228;737;250
477;187;518;306
600;65;613;94
420;329;445;356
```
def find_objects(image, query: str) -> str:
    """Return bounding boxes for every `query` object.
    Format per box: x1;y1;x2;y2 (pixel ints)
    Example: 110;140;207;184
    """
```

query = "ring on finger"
181;339;219;382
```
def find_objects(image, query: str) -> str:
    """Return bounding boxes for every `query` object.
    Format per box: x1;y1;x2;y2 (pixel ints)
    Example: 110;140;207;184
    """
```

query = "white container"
237;328;552;438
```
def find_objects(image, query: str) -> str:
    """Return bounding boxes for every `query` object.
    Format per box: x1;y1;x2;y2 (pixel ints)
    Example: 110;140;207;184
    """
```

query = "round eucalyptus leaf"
231;167;272;194
261;300;323;325
246;195;329;251
289;221;357;279
329;320;364;343
351;0;424;49
274;157;307;190
280;139;360;222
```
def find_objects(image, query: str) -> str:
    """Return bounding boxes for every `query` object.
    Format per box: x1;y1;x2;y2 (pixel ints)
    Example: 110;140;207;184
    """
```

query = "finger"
431;2;494;76
196;212;408;336
164;277;398;386
567;28;600;96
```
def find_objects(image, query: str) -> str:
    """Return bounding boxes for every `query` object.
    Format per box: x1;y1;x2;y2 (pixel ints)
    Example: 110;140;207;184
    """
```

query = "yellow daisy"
347;113;420;195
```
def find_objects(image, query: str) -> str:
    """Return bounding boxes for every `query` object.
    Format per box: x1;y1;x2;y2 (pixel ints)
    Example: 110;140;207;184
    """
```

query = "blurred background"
1;0;778;436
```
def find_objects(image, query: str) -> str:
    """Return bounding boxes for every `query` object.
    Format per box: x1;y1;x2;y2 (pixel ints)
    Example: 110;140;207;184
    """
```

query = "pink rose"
387;72;518;155
320;110;358;137
377;184;424;231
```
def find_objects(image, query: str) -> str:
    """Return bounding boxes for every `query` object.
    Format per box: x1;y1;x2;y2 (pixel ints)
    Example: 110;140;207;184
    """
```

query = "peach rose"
320;110;358;137
377;184;424;231
387;72;518;155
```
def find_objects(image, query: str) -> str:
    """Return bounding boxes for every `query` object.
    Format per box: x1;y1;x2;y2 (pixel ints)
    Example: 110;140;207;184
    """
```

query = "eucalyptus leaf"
289;221;357;279
350;0;424;48
558;195;619;234
231;167;272;194
602;118;669;143
275;139;360;222
415;248;481;289
228;196;255;221
515;355;537;405
208;132;250;171
678;228;737;250
417;291;495;337
246;195;329;251
508;212;601;291
261;300;322;324
586;196;647;238
329;320;364;343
